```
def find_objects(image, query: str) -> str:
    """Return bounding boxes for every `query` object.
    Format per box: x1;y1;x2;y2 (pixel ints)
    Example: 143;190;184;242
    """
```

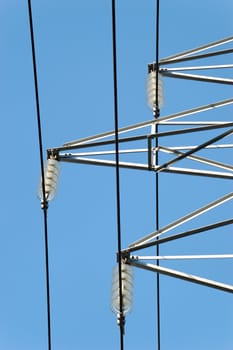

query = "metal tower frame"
47;34;233;339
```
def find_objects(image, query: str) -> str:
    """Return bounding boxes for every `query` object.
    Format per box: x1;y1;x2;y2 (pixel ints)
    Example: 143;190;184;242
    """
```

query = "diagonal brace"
155;126;233;173
129;261;233;294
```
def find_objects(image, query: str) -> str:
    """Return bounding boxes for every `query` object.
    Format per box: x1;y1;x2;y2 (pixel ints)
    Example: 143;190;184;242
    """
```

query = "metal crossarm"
160;35;233;62
160;71;233;85
130;192;233;248
123;218;233;254
47;97;233;151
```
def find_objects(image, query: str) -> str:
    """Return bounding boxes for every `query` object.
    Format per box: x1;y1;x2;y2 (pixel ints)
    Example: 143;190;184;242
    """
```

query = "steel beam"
155;127;233;173
129;261;233;294
160;36;233;62
124;218;233;253
130;192;233;248
160;71;233;85
53;98;233;150
160;64;233;71
159;48;233;66
132;254;233;260
159;145;233;173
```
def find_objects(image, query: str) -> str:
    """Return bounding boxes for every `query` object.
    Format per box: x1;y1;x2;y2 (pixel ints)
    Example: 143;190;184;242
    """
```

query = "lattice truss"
47;36;233;295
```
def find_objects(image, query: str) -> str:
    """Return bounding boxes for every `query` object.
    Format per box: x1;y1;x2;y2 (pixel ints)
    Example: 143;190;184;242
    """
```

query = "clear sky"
0;1;233;349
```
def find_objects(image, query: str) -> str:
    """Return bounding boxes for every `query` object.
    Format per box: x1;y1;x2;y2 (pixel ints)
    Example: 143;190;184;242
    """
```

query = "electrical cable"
27;1;52;349
154;1;161;350
111;0;125;348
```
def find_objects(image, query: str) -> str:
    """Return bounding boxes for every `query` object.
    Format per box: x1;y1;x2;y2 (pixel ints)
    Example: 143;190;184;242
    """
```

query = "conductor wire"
154;1;161;350
27;1;52;349
111;0;125;348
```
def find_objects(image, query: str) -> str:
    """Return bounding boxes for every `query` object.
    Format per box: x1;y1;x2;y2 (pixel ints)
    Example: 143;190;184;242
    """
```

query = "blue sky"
0;1;233;349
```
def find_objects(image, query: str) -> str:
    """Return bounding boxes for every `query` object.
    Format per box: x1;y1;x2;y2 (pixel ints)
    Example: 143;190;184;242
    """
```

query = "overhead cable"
27;1;52;349
111;0;125;348
154;1;161;350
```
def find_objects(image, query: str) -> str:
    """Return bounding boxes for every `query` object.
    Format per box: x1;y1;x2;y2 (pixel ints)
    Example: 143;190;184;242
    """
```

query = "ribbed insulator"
39;159;59;201
111;263;133;316
146;71;164;110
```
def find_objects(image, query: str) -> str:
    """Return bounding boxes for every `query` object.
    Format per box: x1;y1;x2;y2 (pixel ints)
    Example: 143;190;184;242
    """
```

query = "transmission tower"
36;2;233;350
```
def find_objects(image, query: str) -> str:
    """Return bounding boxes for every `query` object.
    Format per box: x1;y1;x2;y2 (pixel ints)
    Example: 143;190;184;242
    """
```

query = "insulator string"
111;264;133;316
147;72;164;109
27;1;52;349
38;159;60;202
111;0;125;348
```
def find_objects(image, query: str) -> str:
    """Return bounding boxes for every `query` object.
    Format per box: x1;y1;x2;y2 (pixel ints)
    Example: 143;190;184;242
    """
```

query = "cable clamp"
117;250;130;263
117;312;125;334
41;198;49;210
47;148;59;160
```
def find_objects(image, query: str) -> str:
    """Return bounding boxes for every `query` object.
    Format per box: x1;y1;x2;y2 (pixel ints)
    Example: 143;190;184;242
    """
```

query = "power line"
154;1;161;350
27;1;52;350
111;0;125;348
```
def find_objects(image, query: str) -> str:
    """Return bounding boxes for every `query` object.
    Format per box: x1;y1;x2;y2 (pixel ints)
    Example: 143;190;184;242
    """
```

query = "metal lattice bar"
160;71;233;85
54;97;233;150
124;218;233;253
159;146;233;173
155;127;233;173
58;155;233;179
132;254;233;260
130;192;233;248
159;48;233;66
160;35;233;62
160;64;233;71
129;261;233;294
